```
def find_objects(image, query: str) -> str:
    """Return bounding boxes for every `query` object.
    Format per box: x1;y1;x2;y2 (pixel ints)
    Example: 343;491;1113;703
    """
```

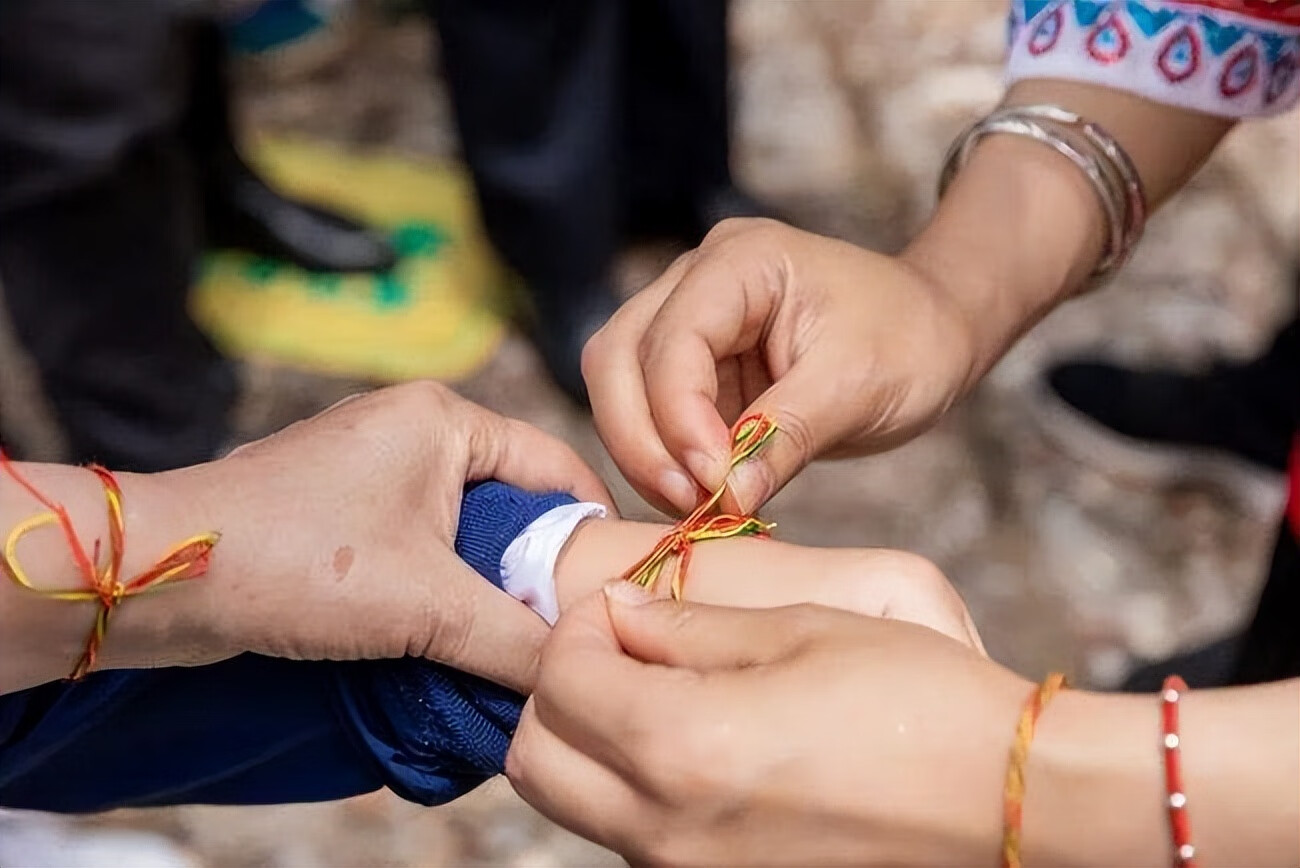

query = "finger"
603;586;826;672
530;592;699;779
506;699;647;858
467;413;616;512
584;278;702;515
722;354;866;513
425;560;552;693
637;252;766;496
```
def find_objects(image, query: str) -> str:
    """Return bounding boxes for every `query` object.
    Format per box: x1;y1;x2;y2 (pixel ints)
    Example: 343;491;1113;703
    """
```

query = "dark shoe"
1120;635;1242;692
530;286;622;408
202;151;398;274
1047;361;1291;473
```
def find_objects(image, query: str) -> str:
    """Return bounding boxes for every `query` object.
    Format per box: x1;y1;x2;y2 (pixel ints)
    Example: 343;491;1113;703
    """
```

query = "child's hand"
555;519;984;652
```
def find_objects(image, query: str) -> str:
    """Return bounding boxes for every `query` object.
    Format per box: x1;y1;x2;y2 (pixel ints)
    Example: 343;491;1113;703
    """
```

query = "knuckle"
379;380;457;429
632;720;695;799
393;378;454;407
702;215;770;246
411;580;476;664
773;411;818;469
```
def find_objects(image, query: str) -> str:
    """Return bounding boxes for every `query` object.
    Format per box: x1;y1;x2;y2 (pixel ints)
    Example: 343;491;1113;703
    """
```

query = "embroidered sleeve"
1007;0;1300;117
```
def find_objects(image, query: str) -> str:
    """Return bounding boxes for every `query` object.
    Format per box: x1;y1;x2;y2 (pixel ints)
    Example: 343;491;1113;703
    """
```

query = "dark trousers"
0;0;235;472
430;0;731;311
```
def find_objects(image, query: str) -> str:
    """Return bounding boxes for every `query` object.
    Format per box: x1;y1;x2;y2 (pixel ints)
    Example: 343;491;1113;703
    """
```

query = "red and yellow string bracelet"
0;451;219;680
622;414;778;599
1002;671;1069;868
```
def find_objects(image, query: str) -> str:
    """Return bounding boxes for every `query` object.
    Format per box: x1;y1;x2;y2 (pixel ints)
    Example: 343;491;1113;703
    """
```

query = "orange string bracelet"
0;450;219;680
1002;672;1069;868
622;414;778;599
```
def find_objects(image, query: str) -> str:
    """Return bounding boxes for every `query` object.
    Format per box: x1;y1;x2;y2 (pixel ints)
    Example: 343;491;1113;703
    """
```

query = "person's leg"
0;0;235;471
183;19;397;274
622;0;772;241
428;0;623;403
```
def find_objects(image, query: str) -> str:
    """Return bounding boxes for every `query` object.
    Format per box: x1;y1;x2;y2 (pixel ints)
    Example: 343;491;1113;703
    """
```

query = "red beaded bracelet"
1161;675;1197;868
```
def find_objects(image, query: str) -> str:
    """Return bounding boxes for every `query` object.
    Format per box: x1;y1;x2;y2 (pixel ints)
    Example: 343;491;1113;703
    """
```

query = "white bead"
1164;688;1180;702
1164;733;1180;749
1169;792;1187;809
1179;844;1196;861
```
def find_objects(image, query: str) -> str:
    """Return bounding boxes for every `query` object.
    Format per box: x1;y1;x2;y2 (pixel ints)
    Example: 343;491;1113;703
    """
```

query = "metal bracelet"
1013;105;1147;265
938;104;1147;285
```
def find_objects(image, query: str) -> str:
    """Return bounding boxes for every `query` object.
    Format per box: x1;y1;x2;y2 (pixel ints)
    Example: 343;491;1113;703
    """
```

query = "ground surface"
0;1;1295;865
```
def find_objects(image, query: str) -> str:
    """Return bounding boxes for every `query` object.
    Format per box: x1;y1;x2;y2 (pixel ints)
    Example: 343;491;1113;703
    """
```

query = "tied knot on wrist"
622;414;778;600
0;452;219;680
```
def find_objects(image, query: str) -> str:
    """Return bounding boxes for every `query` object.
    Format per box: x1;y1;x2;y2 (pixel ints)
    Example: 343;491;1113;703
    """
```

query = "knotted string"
622;414;778;600
0;451;219;680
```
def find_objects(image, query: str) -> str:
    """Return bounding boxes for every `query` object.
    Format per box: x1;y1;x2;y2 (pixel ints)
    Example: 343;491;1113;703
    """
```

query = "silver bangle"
1013;105;1147;261
937;104;1147;285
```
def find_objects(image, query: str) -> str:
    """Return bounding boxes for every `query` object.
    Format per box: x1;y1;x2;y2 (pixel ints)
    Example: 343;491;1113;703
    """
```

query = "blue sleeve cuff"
455;481;578;588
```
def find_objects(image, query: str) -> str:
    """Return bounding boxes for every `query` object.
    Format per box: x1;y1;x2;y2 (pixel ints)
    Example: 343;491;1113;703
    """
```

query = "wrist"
91;468;232;672
902;134;1105;390
1023;682;1300;867
1023;689;1165;866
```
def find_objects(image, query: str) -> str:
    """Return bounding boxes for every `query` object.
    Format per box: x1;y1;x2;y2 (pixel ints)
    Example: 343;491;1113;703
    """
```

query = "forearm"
902;79;1233;389
0;464;219;694
1028;679;1300;866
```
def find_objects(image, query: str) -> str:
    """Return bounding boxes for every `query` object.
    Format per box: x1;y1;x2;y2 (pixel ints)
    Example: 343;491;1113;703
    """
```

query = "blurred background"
0;0;1295;864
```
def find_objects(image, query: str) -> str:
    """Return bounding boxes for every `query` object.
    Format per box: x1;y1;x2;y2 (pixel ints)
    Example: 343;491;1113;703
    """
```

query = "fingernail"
658;467;700;511
727;461;769;514
603;580;654;606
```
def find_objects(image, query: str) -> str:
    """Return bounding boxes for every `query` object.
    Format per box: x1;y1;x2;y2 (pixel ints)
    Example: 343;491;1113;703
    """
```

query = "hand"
136;382;613;692
583;218;976;515
507;590;1029;866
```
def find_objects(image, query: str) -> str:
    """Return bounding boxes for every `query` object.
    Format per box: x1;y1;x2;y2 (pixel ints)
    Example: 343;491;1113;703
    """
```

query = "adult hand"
138;381;614;692
583;218;976;515
507;590;1029;866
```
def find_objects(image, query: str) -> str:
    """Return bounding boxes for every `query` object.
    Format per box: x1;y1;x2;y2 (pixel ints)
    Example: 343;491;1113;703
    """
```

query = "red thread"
1;450;219;680
622;414;777;599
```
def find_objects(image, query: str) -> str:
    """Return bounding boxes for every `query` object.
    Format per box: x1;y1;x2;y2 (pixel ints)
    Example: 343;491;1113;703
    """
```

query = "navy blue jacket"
0;482;573;812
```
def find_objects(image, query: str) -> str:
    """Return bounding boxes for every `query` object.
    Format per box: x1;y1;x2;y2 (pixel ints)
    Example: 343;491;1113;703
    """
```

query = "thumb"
602;582;821;672
722;357;863;514
428;561;552;693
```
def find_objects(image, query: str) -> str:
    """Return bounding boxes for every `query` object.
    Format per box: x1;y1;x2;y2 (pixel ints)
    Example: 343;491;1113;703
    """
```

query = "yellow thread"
623;414;778;599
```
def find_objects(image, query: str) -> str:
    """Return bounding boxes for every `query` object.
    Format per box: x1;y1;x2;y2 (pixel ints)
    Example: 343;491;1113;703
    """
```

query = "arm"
1030;678;1299;866
1;382;613;697
553;516;984;649
0;465;197;693
903;80;1233;387
587;0;1295;513
508;593;1300;866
